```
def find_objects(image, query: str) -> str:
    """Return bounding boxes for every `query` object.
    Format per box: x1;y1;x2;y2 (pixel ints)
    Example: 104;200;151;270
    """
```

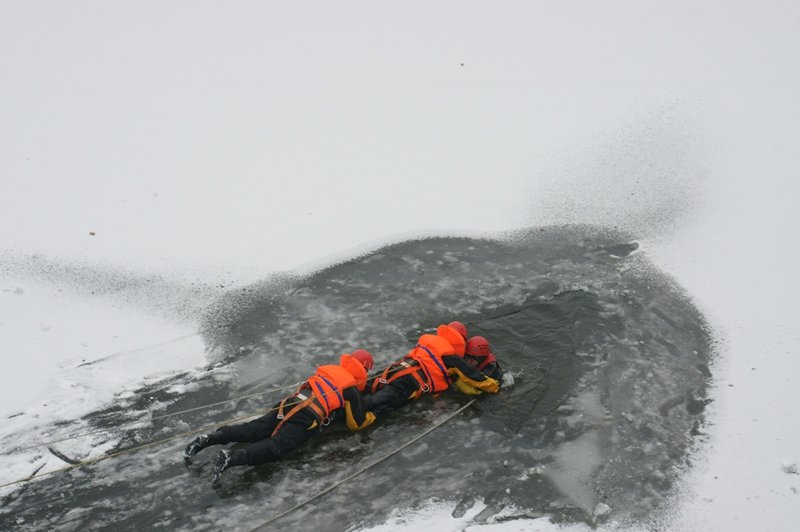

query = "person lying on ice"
455;335;505;395
364;321;501;414
183;350;377;484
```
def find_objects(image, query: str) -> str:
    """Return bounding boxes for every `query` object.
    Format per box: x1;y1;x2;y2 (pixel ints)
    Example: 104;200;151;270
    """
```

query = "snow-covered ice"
2;1;799;530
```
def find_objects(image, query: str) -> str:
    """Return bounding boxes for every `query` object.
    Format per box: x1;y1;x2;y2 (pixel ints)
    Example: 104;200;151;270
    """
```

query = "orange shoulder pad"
436;324;466;356
339;354;368;391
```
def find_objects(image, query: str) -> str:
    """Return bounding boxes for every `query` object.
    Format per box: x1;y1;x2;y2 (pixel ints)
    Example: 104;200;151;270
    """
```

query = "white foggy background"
2;1;799;530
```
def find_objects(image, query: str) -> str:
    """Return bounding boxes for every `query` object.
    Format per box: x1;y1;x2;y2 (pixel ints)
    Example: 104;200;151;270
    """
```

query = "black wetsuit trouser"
364;374;421;415
208;402;320;467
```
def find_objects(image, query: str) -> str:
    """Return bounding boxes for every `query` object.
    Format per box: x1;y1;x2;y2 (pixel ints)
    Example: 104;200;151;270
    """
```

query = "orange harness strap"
271;391;326;437
371;360;432;397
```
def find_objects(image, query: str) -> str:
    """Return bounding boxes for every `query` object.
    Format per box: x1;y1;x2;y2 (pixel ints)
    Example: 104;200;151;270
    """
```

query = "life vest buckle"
276;414;284;420
321;417;331;427
419;382;431;393
378;378;387;384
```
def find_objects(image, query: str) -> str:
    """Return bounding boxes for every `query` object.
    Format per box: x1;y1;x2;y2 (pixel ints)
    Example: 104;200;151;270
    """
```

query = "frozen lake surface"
1;226;711;530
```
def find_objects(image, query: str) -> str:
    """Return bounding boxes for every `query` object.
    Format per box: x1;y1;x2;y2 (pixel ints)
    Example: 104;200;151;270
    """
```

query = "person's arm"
442;355;500;393
453;378;484;395
341;386;377;431
484;361;504;382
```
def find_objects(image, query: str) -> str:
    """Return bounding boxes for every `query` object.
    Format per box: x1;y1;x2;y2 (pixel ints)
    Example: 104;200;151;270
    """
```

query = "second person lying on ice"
184;350;377;484
365;321;501;414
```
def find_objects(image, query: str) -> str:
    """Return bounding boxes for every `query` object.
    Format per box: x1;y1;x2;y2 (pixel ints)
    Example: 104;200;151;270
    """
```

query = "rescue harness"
370;344;451;397
271;386;329;436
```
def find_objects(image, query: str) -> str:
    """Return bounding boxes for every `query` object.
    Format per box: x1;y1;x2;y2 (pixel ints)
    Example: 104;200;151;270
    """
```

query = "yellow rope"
249;399;478;531
1;381;304;455
3;359;422;455
0;407;274;490
0;359;429;489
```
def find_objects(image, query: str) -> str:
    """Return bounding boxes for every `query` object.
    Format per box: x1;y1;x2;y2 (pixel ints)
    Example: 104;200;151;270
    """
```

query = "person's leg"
212;410;319;483
364;377;416;414
242;413;318;465
184;407;280;459
214;410;280;443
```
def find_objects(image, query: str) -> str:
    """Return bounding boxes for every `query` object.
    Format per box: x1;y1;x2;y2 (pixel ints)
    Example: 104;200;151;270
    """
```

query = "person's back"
183;350;376;484
365;322;500;414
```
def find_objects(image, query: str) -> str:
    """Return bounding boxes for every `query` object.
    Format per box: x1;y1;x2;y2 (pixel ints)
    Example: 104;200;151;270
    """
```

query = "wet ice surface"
0;225;712;531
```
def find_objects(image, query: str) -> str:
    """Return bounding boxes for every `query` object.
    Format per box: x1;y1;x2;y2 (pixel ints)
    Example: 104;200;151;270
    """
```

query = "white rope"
0;381;304;456
4;361;408;455
0;407;274;490
249;398;478;531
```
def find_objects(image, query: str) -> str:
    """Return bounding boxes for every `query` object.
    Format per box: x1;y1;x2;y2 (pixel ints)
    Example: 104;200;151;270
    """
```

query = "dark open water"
0;225;712;531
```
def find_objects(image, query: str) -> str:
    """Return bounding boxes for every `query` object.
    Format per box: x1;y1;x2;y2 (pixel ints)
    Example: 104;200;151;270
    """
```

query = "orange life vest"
436;324;466;356
338;353;368;391
272;356;366;437
307;363;357;416
370;324;466;395
403;332;457;394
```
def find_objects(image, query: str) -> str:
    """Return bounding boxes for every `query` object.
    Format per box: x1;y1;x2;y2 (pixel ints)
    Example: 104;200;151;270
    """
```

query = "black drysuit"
364;355;499;414
465;354;504;382
207;383;372;468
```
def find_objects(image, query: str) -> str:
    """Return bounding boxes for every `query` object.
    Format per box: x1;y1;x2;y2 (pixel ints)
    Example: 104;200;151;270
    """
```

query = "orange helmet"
447;321;467;339
465;336;491;356
351;349;374;371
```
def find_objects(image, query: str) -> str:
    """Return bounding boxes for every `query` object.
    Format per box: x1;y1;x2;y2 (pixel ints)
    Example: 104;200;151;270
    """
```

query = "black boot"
184;434;212;460
184;430;227;460
211;448;246;485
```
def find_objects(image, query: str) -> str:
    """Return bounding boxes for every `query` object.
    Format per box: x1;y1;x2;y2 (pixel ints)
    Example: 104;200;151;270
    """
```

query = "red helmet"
448;321;467;339
351;349;374;371
465;336;492;356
